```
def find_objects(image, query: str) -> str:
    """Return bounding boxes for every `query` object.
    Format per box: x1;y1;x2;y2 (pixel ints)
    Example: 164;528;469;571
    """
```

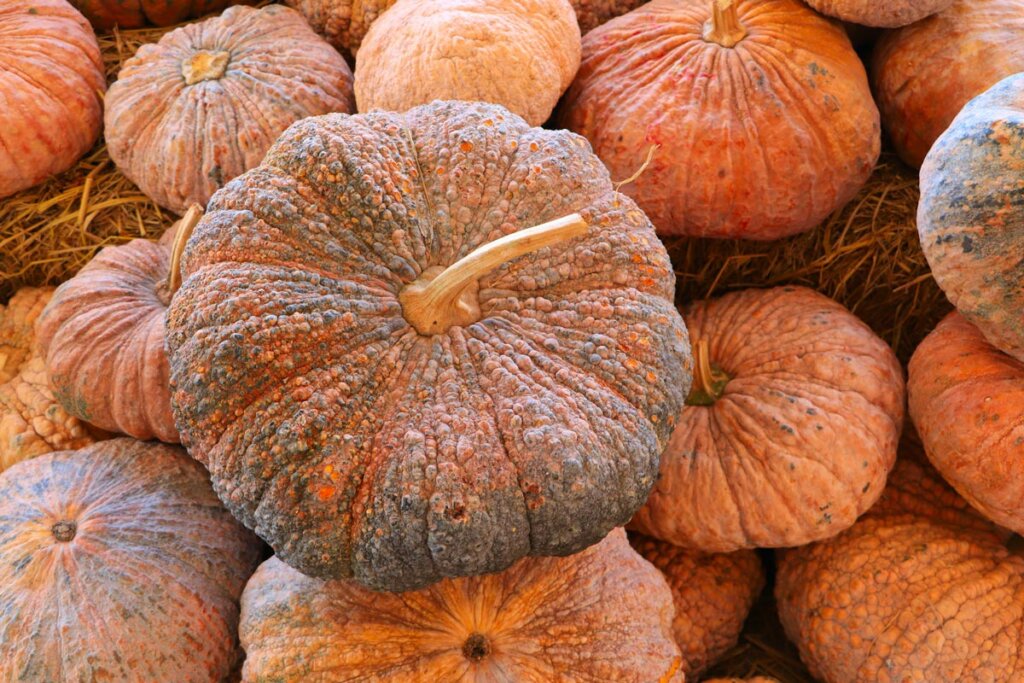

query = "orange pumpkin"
0;438;263;681
805;0;954;27
0;287;54;384
908;311;1024;534
630;286;905;552
558;0;880;239
70;0;250;29
872;0;1024;168
239;528;684;681
0;0;104;200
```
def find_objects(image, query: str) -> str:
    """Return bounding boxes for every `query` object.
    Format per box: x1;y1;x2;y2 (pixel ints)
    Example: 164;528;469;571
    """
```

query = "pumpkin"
0;438;263;681
805;0;954;27
908;312;1024;534
558;0;880;240
70;0;249;29
37;207;203;443
872;0;1024;168
239;528;684;681
0;287;54;384
776;456;1024;682
705;679;780;683
354;0;581;127
0;355;97;472
0;0;104;200
104;4;356;214
630;286;905;552
630;533;763;677
572;0;647;32
917;73;1024;363
166;100;692;591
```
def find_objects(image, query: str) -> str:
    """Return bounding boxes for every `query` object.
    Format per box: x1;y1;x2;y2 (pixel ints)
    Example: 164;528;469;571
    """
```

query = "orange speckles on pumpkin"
646;371;658;383
459;141;474;152
317;485;336;501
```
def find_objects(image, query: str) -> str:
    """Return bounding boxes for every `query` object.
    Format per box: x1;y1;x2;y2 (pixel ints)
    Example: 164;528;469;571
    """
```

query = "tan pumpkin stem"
182;50;231;85
686;339;731;406
703;0;747;48
400;213;588;335
167;204;205;297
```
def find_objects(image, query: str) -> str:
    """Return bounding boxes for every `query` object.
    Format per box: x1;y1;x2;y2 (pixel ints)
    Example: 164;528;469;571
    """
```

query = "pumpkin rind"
0;287;53;384
239;528;684;682
908;312;1024;534
804;0;954;28
166;100;692;591
0;0;104;200
558;0;880;239
354;0;581;127
631;534;763;677
776;457;1024;682
37;235;179;442
630;286;905;552
917;73;1024;362
70;0;251;29
0;438;263;682
104;4;356;214
872;0;1024;168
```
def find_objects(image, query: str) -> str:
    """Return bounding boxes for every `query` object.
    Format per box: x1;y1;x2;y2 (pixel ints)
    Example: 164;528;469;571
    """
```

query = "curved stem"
703;0;747;48
400;213;588;335
686;339;731;406
167;204;204;297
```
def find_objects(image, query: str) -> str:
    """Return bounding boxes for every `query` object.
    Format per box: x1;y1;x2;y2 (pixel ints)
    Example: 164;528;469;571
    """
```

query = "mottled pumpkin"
240;528;684;682
705;679;780;683
0;355;97;472
105;4;355;214
166;100;691;591
71;0;249;29
805;0;954;27
873;0;1024;168
631;534;763;677
37;208;203;443
777;457;1024;682
355;0;581;127
630;286;905;552
908;312;1024;534
558;0;880;239
0;438;263;682
0;287;53;384
918;73;1024;362
0;0;104;200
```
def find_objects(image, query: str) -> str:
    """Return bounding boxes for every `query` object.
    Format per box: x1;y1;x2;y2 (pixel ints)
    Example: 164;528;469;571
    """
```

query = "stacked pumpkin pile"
1;0;1023;681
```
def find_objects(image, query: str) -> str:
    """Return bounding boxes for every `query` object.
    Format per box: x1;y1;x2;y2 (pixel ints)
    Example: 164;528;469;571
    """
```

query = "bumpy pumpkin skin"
918;74;1024;363
805;0;954;27
0;355;97;472
558;0;880;240
105;4;355;214
166;100;692;591
873;0;1024;168
0;287;53;384
0;0;104;200
0;438;263;682
630;534;763;677
71;0;250;29
631;286;905;552
355;0;581;127
776;457;1024;683
908;312;1024;534
240;528;684;682
37;234;180;442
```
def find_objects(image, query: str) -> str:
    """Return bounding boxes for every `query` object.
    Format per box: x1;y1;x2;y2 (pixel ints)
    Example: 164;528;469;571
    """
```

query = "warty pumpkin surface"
872;0;1024;168
104;4;356;214
70;0;249;29
558;0;880;240
355;0;581;127
0;0;105;200
166;100;692;592
908;311;1024;534
918;73;1024;363
804;0;954;27
630;534;763;677
0;287;53;384
630;286;905;552
0;438;263;682
36;208;203;443
776;457;1024;683
239;528;684;682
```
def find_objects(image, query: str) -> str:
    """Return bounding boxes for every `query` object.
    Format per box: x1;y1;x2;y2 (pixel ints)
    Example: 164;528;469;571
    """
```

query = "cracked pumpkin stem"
401;213;588;335
167;204;205;297
704;0;747;48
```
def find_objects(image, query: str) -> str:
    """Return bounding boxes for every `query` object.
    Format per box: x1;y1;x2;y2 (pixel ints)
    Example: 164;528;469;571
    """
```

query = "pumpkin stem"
167;204;205;298
182;50;231;85
462;633;491;662
703;0;747;48
399;213;588;335
686;339;731;406
51;520;77;543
